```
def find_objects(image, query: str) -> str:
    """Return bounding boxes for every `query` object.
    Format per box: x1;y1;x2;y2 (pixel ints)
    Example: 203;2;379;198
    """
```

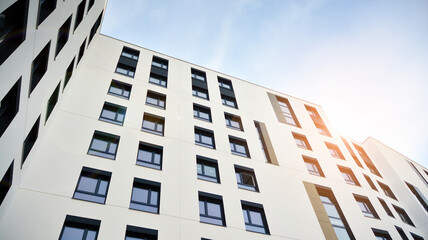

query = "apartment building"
0;0;427;239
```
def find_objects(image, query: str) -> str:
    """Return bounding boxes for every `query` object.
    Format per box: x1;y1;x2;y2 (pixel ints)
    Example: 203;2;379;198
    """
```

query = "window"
221;94;237;108
378;181;397;200
87;131;119;160
115;63;135;77
149;73;167;87
218;77;233;90
64;58;75;89
235;165;258;191
341;137;363;168
393;205;415;226
22;116;40;165
45;82;60;122
0;78;21;138
254;121;278;165
229;136;250;158
325;142;345;159
121;47;140;60
125;225;158;240
88;11;102;44
130;178;161;214
373;228;392;240
192;68;206;81
410;233;425;240
146;91;166;109
142;114;164;136
195;127;215;149
354;195;379;218
137;142;163;170
115;47;139;78
59;215;100;240
0;161;13;205
0;0;29;66
108;80;131;99
74;0;86;30
77;38;86;65
353;142;382;177
192;86;209;100
395;226;409;240
73;167;111;204
305;105;331;136
364;174;378;191
196;156;220;183
199;192;226;226
378;198;394;218
405;182;428;213
30;41;50;94
225;113;243;130
87;0;95;13
99;102;126;125
303;156;324;177
338;166;360;186
152;56;168;70
193;104;211;122
37;0;56;26
241;201;270;234
292;133;312;150
55;15;72;57
277;97;299;127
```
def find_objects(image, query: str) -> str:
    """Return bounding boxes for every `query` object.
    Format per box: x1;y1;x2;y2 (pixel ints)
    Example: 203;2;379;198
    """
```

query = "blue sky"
101;0;428;167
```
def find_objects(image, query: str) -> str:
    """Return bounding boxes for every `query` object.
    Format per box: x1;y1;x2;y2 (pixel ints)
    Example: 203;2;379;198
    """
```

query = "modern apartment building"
0;0;427;239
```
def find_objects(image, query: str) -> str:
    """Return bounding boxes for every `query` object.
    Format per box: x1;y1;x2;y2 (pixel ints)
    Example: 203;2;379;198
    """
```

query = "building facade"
0;0;427;239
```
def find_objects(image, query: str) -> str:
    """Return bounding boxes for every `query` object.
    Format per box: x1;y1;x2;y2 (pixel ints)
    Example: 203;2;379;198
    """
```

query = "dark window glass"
149;73;167;87
393;205;415;226
197;156;219;183
125;225;158;240
194;104;211;122
45;82;60;122
146;91;166;109
410;233;425;240
55;15;72;57
242;201;270;234
115;63;135;77
87;0;95;13
218;77;233;90
338;166;360;186
73;167;111;204
325;142;345;159
378;198;394;218
151;56;168;69
64;58;75;89
121;47;139;60
99;102;126;125
142;114;164;136
77;38;86;65
195;127;215;149
303;156;324;177
0;161;13;205
88;11;102;43
191;68;206;81
229;136;250;158
293;133;312;150
221;95;237;108
108;80;131;99
199;192;225;226
37;0;57;26
22;116;40;165
395;226;409;240
235;166;258;191
30;42;50;94
74;0;86;30
354;195;379;218
87;131;120;159
130;178;160;214
59;215;100;240
364;174;378;191
0;78;21;138
192;86;209;100
378;181;397;200
137;142;163;170
373;228;392;240
225;113;243;130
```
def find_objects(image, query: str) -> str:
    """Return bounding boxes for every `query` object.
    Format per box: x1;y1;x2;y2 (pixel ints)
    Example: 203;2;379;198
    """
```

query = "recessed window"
63;58;75;89
0;161;13;205
303;156;324;177
142;113;164;136
341;137;363;168
146;91;166;109
364;174;378;191
30;42;50;94
37;0;57;26
353;142;382;177
254;121;278;165
55;15;72;57
373;228;392;240
378;198;394;218
354;195;379;219
406;182;428;213
45;82;60;122
192;68;206;81
378;181;397;200
225;113;243;131
149;73;167;87
108;80;131;99
130;178;161;214
196;156;220;183
410;233;424;240
235;165;258;192
393;205;415;226
73;167;111;204
325;142;345;159
292;133;312;150
276;97;299;127
77;38;86;65
22;116;40;166
218;77;233;90
87;131;120;160
195;127;215;149
59;215;100;240
87;0;95;13
99;102;126;125
152;56;168;69
192;86;209;100
137;142;163;170
221;94;237;109
193;104;212;122
199;192;226;226
125;225;158;240
74;0;86;30
241;201;270;234
229;136;250;158
116;63;135;77
0;78;21;138
395;226;409;240
121;47;140;60
338;166;360;186
88;11;102;44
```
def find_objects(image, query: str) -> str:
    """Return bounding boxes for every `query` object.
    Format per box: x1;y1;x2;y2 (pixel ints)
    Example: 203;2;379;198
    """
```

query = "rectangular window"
146;91;166;109
73;167;111;204
115;63;135;77
378;181;397;200
229;136;250;158
74;0;86;30
254;121;278;165
393;205;415;226
142;113;165;136
305;105;331;136
137;142;163;170
121;47;140;60
373;228;392;240
405;182;428;213
22;116;40;165
0;161;13;205
0;78;21;138
241;201;270;234
395;226;409;240
341;137;363;168
89;11;103;44
152;56;168;69
125;225;158;240
225;113;243;131
364;174;378;191
130;178;161;214
197;156;220;183
37;0;57;26
77;38;86;65
45;82;60;122
354;195;379;218
87;131;120;160
292;132;312;150
87;0;95;13
149;73;167;87
195;127;215;149
410;233;424;240
199;192;226;226
235;165;258;191
30;41;50;94
353;142;382;177
221;94;238;109
64;58;75;89
276;97;300;127
325;142;345;159
218;77;233;90
193;104;212;122
378;197;394;218
108;80;131;99
192;86;209;100
338;166;360;186
59;215;100;240
192;68;206;81
303;156;324;177
55;15;72;57
99;102;126;125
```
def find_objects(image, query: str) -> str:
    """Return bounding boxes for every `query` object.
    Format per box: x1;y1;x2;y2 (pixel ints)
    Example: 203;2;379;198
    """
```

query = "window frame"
193;104;212;122
378;181;398;200
229;136;250;158
197;156;220;183
99;102;127;126
354;194;380;219
125;225;158;240
129;178;161;214
221;94;238;109
235;165;258;192
149;73;167;87
108;80;132;99
136;142;163;170
338;166;361;186
59;215;100;240
73;167;111;204
325;142;345;159
393;205;415;226
198;192;226;226
292;133;312;150
87;131;120;160
303;156;324;177
191;68;206;82
194;127;215;149
241;201;270;234
151;56;168;70
142;113;165;136
218;77;233;90
116;63;136;78
225;113;243;131
145;91;166;109
192;86;209;100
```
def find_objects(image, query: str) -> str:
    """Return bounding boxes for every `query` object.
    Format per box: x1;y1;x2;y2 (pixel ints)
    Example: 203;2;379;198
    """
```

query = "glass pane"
153;153;161;164
107;142;117;154
98;180;108;195
201;135;212;145
77;176;97;193
109;86;122;95
235;144;246;154
159;100;165;107
197;163;203;174
143;120;156;130
195;134;200;142
242;209;249;223
138;150;152;162
91;139;108;152
323;203;341;218
333;226;351;240
116;113;125;122
249;210;263;225
199;200;205;214
204;165;217;178
200;112;209;120
101;109;116;120
242;173;254;186
85;230;97;240
236;173;242;183
193;110;198;117
61;226;85;240
231;121;240;129
150;190;159;205
207;202;221;218
132;187;149;203
156;124;163;132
